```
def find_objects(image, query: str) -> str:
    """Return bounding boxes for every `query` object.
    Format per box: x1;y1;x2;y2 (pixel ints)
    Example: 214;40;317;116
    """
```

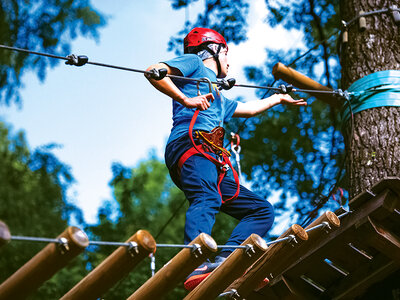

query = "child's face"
218;48;229;78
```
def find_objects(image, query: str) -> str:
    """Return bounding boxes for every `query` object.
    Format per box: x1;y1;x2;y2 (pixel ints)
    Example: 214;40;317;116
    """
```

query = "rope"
11;235;62;244
9;211;347;249
0;43;345;96
9;235;249;249
341;70;400;123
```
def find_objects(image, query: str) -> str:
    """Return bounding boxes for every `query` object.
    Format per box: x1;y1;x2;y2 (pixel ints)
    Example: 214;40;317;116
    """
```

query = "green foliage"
170;0;345;225
84;157;185;299
0;121;86;298
0;0;106;106
239;0;344;223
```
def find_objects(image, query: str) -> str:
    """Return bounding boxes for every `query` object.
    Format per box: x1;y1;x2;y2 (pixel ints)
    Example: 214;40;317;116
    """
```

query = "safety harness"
177;108;240;203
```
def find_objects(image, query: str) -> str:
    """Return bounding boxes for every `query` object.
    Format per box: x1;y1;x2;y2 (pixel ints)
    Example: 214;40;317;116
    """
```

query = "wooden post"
272;62;342;108
127;233;218;300
0;221;11;247
184;234;268;300
61;229;156;300
0;226;89;300
225;224;308;299
305;211;340;240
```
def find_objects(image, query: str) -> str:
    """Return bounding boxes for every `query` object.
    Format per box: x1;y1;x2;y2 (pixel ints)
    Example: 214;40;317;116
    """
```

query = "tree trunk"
340;0;400;198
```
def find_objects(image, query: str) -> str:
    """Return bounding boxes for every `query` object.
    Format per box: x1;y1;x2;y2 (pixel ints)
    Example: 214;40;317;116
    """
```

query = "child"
146;27;307;290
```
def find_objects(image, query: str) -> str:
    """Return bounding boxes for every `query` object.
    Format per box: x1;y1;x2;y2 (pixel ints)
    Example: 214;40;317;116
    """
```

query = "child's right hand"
183;93;214;111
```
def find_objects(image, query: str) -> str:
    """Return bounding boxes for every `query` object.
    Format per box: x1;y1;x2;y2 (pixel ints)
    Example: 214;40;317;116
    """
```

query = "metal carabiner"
230;133;243;182
196;77;213;96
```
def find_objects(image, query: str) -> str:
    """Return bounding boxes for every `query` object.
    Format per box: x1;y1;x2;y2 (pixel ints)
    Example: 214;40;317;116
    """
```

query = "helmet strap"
202;43;223;77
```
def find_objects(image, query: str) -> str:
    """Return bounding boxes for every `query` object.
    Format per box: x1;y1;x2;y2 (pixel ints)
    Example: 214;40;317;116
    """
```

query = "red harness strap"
177;109;240;203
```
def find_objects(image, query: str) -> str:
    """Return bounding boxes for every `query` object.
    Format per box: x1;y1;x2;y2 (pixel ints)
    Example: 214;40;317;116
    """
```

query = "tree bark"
340;0;400;198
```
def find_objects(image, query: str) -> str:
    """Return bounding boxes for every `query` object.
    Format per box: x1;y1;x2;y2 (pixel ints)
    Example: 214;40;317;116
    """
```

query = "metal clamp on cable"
218;289;240;299
218;78;236;90
57;237;69;254
244;244;256;257
128;241;139;257
65;54;88;66
278;84;293;94
146;68;168;80
191;243;203;258
287;234;298;247
334;88;350;100
338;208;352;219
321;221;332;234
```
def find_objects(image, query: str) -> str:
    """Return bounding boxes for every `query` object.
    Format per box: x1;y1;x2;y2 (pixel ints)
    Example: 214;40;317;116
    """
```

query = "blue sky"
1;1;304;226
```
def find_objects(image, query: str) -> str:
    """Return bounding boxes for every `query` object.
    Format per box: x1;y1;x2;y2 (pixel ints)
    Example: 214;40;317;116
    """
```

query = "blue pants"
179;153;275;253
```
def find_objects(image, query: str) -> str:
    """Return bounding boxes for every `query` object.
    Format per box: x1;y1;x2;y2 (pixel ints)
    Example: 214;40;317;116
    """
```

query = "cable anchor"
57;237;69;254
334;89;349;100
359;10;367;31
146;68;168;80
218;78;236;90
191;243;203;258
65;54;88;66
390;6;400;24
341;20;349;44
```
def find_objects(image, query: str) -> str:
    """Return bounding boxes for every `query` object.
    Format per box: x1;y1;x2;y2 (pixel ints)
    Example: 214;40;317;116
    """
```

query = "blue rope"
341;70;400;123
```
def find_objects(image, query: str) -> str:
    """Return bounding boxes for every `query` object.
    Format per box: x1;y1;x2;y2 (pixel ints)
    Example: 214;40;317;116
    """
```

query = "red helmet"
184;27;227;54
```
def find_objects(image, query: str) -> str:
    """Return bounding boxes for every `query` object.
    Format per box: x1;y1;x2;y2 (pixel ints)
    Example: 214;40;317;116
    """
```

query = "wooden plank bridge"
0;177;399;299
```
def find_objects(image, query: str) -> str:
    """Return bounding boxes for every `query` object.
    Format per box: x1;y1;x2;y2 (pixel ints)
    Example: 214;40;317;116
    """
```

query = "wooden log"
0;226;89;300
184;234;268;300
0;221;11;247
305;211;340;240
61;229;156;300
127;233;218;300
225;224;308;299
272;62;341;108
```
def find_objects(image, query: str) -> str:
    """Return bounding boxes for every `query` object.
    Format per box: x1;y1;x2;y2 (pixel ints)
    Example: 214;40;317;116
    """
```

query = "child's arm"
145;63;213;111
233;94;307;118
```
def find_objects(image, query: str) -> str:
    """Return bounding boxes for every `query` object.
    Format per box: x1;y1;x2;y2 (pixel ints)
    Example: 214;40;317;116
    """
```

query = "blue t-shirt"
164;54;238;145
163;54;238;173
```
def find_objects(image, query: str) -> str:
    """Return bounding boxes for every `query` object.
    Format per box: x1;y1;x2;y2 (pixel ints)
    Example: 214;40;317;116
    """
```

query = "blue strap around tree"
341;70;400;123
